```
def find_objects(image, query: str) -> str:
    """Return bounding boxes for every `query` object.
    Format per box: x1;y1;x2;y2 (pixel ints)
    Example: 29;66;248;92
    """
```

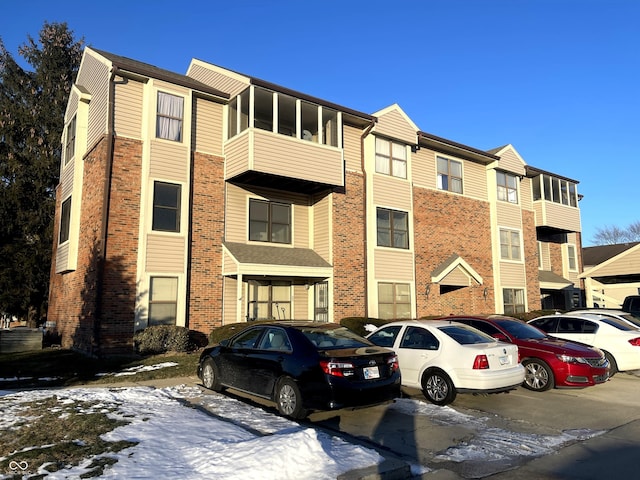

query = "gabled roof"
89;48;229;99
431;254;483;286
582;242;640;268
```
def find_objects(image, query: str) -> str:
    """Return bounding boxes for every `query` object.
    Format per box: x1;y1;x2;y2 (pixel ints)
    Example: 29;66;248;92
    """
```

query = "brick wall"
522;210;541;310
413;188;494;316
188;151;225;333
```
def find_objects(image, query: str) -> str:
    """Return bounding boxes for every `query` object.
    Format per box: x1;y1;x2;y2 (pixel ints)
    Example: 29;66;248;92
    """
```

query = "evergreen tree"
0;22;84;323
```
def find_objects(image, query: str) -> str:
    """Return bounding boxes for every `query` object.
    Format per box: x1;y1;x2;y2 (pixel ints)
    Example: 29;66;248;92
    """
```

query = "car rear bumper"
302;373;401;411
453;365;525;392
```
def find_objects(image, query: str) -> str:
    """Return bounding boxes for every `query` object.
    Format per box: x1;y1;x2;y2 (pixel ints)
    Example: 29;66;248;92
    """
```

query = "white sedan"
367;320;524;405
528;313;640;375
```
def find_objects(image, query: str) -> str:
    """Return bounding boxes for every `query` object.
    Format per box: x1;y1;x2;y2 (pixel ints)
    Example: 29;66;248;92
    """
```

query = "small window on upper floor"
156;92;184;142
497;171;518;204
59;196;72;244
375;137;407;179
152;181;181;232
500;228;521;261
249;199;291;244
64;116;76;165
437;157;462;193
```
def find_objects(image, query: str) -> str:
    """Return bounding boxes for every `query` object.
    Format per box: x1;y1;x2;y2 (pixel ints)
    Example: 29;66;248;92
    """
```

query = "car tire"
275;377;308;419
422;369;457;406
201;358;223;391
522;358;554;391
603;351;618;377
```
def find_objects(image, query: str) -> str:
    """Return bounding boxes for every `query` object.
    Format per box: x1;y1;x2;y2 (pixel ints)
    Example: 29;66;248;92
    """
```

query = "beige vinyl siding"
497;149;526;176
187;61;249;98
534;201;582;232
313;193;331;261
65;91;79;124
442;268;472;287
55;243;70;273
194;97;223;155
145;235;185;272
224;131;250;178
520;177;533;211
77;51;110;150
373;175;412;211
60;159;75;198
373;109;417;146
412;148;436;189
225;184;247;243
149;141;189;182
539;242;551;270
496;202;523;229
463;160;488;201
293;285;308;320
293;203;309;248
590;248;640;276
114;79;143;139
374;250;414;281
222;249;238;275
500;262;526;286
223;276;239;324
343;124;363;172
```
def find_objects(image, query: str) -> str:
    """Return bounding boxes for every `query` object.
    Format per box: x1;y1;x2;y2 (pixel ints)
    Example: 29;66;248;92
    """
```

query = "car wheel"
275;377;307;419
422;369;457;406
201;358;223;391
603;351;618;377
522;358;554;391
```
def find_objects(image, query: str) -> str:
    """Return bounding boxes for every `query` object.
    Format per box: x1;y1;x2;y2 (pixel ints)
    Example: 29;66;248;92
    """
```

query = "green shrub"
133;326;192;354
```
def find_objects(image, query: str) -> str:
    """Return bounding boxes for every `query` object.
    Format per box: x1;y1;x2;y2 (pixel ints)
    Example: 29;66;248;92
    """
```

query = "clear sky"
3;0;638;246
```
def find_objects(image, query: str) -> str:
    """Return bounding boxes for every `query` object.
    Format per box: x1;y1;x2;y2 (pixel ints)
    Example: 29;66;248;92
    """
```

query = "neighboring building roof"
582;242;640;268
539;270;573;289
90;48;229;99
223;242;331;268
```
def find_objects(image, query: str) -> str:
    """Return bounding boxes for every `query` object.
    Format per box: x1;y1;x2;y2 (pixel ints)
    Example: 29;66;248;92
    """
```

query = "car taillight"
387;355;400;372
473;355;490;370
320;360;355;377
629;338;640;347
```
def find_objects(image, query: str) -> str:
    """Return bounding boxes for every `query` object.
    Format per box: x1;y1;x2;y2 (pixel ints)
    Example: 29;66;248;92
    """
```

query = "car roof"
378;319;470;328
571;309;626;315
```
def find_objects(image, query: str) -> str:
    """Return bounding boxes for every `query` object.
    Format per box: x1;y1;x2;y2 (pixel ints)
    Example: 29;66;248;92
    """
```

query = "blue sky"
3;0;638;246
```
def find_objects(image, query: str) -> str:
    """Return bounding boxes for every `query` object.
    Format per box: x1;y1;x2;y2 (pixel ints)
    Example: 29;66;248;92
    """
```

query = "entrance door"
314;282;329;322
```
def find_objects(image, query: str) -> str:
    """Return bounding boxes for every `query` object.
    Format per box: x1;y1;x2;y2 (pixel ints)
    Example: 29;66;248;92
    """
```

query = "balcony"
225;128;344;194
533;200;582;233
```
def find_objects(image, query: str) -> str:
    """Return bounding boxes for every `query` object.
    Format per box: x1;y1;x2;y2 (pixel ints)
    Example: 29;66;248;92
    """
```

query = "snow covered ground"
0;366;606;479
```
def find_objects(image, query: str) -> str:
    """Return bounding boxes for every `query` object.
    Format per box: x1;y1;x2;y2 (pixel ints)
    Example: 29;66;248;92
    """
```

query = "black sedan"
197;322;401;419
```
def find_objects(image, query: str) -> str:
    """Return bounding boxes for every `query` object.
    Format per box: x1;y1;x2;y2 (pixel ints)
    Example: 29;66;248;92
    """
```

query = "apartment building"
48;48;584;354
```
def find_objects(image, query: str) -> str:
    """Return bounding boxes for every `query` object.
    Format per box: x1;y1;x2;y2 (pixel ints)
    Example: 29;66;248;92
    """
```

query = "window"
497;172;518;203
503;288;525;314
532;174;578;207
156;92;184;141
152;182;181;232
376;208;409;249
567;244;577;271
249;199;291;244
378;283;411;319
400;327;439;350
148;277;178;326
437;157;462;193
375;138;407;178
248;280;291;321
59;196;72;244
64;116;76;164
500;228;521;260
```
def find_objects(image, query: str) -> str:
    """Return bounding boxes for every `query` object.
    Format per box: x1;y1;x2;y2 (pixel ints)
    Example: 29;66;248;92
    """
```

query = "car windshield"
438;325;496;345
495;319;547;340
300;326;371;349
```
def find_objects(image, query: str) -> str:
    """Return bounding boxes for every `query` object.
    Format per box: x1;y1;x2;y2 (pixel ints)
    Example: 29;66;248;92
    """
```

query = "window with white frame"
64;115;76;165
567;244;577;271
500;228;521;261
152;182;181;232
532;174;578;207
437;157;462;193
249;199;291;244
376;208;409;249
59;196;72;244
378;283;411;319
503;288;525;314
497;171;518;203
375;137;407;178
156;92;184;141
148;276;178;326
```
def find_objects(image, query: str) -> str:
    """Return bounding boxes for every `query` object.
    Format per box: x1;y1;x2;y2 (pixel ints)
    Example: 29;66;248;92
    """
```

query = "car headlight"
556;354;588;364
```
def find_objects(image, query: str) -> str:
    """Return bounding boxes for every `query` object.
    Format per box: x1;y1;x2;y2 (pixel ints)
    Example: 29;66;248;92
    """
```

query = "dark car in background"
443;315;609;391
197;322;401;419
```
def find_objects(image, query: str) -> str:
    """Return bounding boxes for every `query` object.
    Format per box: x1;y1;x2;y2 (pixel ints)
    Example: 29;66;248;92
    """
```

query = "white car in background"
528;313;640;375
367;320;524;405
570;309;640;329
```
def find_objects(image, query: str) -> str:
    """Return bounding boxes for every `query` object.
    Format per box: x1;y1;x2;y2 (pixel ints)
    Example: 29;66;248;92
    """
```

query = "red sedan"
438;315;610;391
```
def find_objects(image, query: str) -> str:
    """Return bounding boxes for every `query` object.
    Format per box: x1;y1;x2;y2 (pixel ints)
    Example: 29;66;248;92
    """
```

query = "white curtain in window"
157;92;184;141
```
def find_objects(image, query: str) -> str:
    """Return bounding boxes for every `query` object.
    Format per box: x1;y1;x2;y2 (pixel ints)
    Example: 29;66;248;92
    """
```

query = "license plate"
363;366;380;379
499;355;509;365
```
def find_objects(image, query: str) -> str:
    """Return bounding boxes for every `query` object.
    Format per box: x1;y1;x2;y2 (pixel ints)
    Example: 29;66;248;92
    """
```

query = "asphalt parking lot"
308;370;640;479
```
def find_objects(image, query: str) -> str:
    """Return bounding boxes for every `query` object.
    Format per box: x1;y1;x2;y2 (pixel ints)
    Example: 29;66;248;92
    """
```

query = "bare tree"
592;222;640;245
